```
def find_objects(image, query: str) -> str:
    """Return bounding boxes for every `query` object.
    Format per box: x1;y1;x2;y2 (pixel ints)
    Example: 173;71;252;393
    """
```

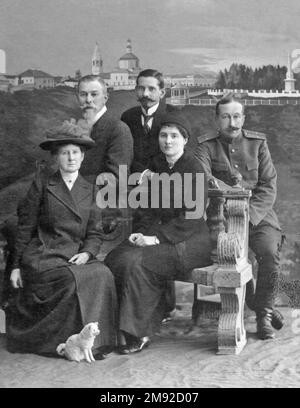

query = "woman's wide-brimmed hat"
160;112;191;139
39;118;95;150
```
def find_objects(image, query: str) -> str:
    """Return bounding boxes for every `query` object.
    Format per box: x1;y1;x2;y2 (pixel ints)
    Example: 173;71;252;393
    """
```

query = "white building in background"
0;75;9;92
92;39;141;90
57;77;78;88
0;49;6;73
19;69;55;89
208;88;300;98
118;39;140;71
110;39;141;90
165;73;215;88
0;50;9;91
5;75;19;86
90;39;215;91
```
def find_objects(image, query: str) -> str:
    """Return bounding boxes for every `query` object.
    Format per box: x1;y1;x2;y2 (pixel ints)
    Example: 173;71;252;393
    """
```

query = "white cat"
56;322;100;363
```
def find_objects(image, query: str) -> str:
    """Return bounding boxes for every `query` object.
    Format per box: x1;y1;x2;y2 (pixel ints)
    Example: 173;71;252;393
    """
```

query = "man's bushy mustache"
139;97;156;103
81;105;95;110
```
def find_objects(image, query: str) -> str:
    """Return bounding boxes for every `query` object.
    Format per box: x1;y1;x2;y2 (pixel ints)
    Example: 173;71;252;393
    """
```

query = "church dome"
118;39;140;71
119;52;139;61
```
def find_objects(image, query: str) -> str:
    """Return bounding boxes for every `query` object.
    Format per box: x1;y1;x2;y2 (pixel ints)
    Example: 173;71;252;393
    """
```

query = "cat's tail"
56;343;66;356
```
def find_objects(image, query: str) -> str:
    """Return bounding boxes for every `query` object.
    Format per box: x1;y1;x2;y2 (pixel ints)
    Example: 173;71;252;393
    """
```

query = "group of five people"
6;69;284;359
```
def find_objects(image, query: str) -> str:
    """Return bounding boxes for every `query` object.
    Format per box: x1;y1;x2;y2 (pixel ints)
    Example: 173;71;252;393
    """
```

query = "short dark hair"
136;69;164;89
160;112;191;140
77;75;107;95
171;124;189;140
215;93;245;116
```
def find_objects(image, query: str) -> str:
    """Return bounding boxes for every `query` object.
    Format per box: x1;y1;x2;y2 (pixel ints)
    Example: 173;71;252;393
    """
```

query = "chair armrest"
207;187;251;265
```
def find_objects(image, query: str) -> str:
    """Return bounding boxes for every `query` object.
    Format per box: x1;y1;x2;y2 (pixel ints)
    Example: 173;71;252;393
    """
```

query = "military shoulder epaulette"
197;130;217;144
243;129;266;140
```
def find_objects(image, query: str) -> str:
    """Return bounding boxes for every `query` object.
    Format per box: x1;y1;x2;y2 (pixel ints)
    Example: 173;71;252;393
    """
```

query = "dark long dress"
6;170;117;355
105;151;212;338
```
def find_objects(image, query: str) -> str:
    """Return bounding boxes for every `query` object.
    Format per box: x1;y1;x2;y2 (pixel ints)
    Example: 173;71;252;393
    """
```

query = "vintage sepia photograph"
0;0;300;389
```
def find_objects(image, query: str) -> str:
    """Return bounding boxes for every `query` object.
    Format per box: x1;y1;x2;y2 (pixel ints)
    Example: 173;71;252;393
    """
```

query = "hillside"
2;88;299;186
0;87;137;189
0;88;299;295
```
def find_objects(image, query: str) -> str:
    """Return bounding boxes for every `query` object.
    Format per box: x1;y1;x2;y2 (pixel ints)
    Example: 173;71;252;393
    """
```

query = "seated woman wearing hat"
105;112;212;354
6;119;117;358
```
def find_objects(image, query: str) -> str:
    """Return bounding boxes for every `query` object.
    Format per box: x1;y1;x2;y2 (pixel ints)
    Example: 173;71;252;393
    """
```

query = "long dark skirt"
6;262;118;356
105;236;212;339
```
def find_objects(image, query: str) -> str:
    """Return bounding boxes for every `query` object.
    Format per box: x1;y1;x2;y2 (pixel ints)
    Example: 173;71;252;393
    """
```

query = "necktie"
142;114;153;134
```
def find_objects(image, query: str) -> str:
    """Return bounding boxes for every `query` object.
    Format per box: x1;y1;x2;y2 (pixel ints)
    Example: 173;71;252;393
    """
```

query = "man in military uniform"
195;94;284;340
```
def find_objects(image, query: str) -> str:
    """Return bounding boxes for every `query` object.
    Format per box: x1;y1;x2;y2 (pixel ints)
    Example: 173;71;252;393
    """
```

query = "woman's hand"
129;233;159;247
10;268;23;289
68;252;90;265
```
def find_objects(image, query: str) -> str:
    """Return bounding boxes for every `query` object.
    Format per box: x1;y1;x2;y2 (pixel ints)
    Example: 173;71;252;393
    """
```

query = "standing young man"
121;69;177;176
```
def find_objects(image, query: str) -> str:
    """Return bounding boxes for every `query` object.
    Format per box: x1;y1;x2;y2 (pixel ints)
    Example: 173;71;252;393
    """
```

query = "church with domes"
118;39;140;71
91;39;142;90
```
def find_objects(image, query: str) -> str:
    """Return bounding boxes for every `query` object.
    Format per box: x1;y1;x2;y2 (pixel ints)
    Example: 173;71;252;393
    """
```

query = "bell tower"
126;39;132;54
92;42;103;75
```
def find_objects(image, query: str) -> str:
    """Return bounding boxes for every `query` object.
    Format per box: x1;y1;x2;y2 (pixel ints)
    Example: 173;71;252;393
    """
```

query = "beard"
82;108;97;125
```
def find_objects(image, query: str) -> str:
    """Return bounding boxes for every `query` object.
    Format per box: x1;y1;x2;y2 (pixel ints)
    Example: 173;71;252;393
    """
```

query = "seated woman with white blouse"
7;120;117;359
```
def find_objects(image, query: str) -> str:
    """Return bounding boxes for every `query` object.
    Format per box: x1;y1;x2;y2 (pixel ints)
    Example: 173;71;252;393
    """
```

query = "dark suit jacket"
121;100;177;173
12;171;103;276
80;110;133;182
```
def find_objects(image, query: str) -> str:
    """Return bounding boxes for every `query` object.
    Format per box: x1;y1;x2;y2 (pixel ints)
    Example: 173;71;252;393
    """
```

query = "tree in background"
215;63;300;91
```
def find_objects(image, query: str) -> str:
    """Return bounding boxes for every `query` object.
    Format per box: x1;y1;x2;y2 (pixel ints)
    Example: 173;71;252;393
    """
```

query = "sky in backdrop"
0;0;299;77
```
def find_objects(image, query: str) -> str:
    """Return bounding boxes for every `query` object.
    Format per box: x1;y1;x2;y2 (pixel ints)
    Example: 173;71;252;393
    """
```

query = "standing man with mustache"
121;69;178;321
78;75;133;182
195;93;284;341
121;69;177;179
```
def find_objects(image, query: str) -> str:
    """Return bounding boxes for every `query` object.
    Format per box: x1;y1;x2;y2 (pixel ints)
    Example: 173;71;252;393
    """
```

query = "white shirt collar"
141;102;159;117
91;105;107;125
60;169;79;189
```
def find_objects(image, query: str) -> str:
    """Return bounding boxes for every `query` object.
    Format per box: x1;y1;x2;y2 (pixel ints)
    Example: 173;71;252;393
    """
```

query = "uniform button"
234;164;239;168
231;148;235;153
